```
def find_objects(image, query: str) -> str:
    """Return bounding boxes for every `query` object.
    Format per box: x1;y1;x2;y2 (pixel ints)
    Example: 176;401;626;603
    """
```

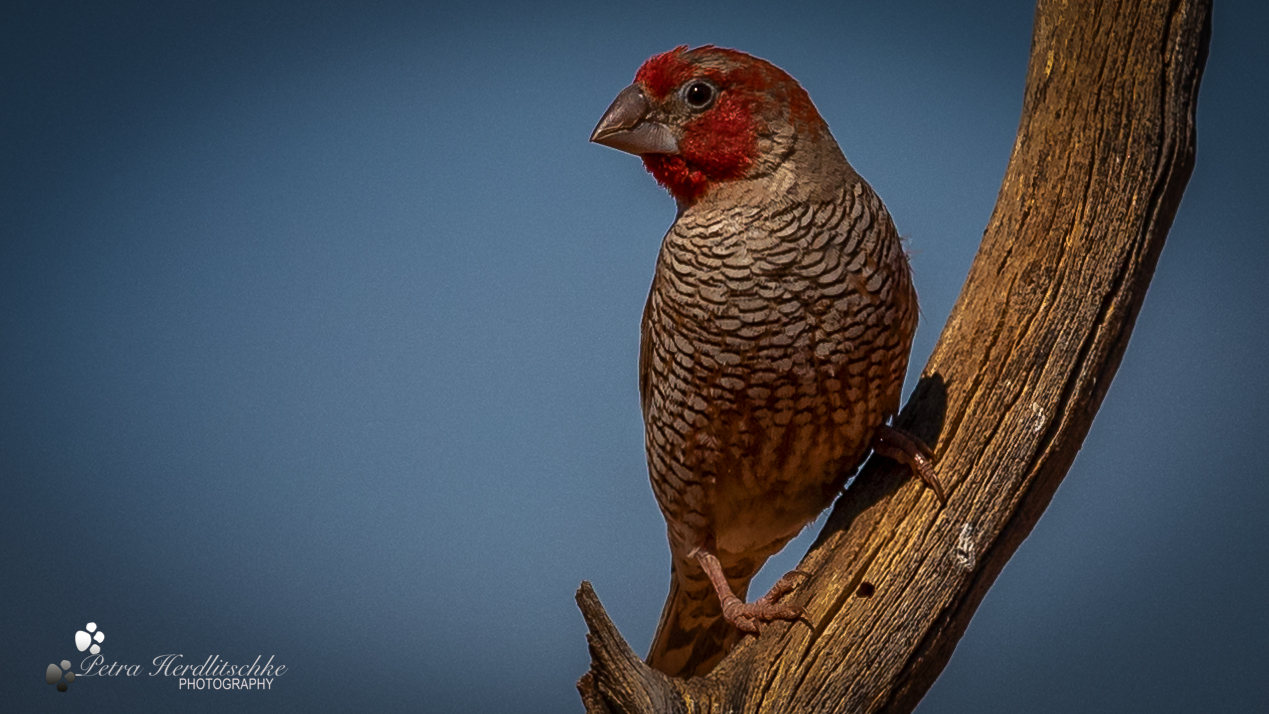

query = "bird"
590;45;944;679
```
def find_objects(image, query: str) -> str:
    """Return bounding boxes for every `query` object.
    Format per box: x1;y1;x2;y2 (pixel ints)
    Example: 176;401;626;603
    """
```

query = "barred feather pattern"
641;177;918;678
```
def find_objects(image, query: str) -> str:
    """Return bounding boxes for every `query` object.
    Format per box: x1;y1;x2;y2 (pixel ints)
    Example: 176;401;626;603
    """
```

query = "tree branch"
578;0;1212;711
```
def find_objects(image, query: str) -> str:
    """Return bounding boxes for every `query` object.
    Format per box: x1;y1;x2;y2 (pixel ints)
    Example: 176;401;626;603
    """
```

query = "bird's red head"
591;46;830;204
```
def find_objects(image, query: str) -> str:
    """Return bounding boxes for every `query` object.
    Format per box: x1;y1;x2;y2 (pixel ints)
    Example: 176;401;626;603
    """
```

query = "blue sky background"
3;1;1265;711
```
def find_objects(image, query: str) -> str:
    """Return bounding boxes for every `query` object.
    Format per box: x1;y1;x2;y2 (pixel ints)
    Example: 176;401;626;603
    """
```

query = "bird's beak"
590;84;679;156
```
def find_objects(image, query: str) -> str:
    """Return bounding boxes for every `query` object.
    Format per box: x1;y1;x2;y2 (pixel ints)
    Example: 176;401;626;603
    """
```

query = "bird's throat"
643;155;711;204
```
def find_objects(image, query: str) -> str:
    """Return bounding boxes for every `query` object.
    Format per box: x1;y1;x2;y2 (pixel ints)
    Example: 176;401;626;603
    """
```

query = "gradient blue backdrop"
4;1;1266;711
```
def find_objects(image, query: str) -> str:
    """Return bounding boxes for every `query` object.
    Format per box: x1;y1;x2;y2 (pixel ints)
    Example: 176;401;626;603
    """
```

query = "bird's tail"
646;557;756;678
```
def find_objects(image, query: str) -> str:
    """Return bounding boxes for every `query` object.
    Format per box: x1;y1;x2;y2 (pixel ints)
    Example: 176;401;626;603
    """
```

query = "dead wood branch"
578;0;1211;711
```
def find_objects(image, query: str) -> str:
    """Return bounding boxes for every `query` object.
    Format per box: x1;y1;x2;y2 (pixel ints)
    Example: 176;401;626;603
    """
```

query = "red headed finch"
592;45;943;678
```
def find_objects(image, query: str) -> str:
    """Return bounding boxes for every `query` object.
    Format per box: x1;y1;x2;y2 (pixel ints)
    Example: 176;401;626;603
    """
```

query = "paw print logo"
45;660;75;692
76;622;105;655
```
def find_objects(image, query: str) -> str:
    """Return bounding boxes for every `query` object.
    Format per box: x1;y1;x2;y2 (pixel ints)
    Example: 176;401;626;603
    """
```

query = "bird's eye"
682;81;716;109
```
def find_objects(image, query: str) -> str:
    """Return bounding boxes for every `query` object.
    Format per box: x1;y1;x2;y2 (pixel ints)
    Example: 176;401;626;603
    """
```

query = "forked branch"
578;0;1211;711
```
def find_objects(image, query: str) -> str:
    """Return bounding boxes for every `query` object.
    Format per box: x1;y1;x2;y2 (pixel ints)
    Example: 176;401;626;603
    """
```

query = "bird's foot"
873;424;947;504
720;569;809;634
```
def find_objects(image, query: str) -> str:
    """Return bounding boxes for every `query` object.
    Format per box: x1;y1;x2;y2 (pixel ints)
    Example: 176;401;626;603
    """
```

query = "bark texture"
577;0;1211;711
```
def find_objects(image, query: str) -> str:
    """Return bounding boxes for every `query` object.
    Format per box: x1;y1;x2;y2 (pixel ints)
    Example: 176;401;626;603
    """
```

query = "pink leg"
873;424;947;504
693;550;807;634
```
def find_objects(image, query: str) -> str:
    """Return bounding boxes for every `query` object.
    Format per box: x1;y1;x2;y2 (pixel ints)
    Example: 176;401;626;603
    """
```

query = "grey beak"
590;84;679;156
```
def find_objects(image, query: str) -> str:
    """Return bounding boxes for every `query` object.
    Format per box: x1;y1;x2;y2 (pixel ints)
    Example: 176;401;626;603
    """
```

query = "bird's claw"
721;569;809;633
873;424;947;505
